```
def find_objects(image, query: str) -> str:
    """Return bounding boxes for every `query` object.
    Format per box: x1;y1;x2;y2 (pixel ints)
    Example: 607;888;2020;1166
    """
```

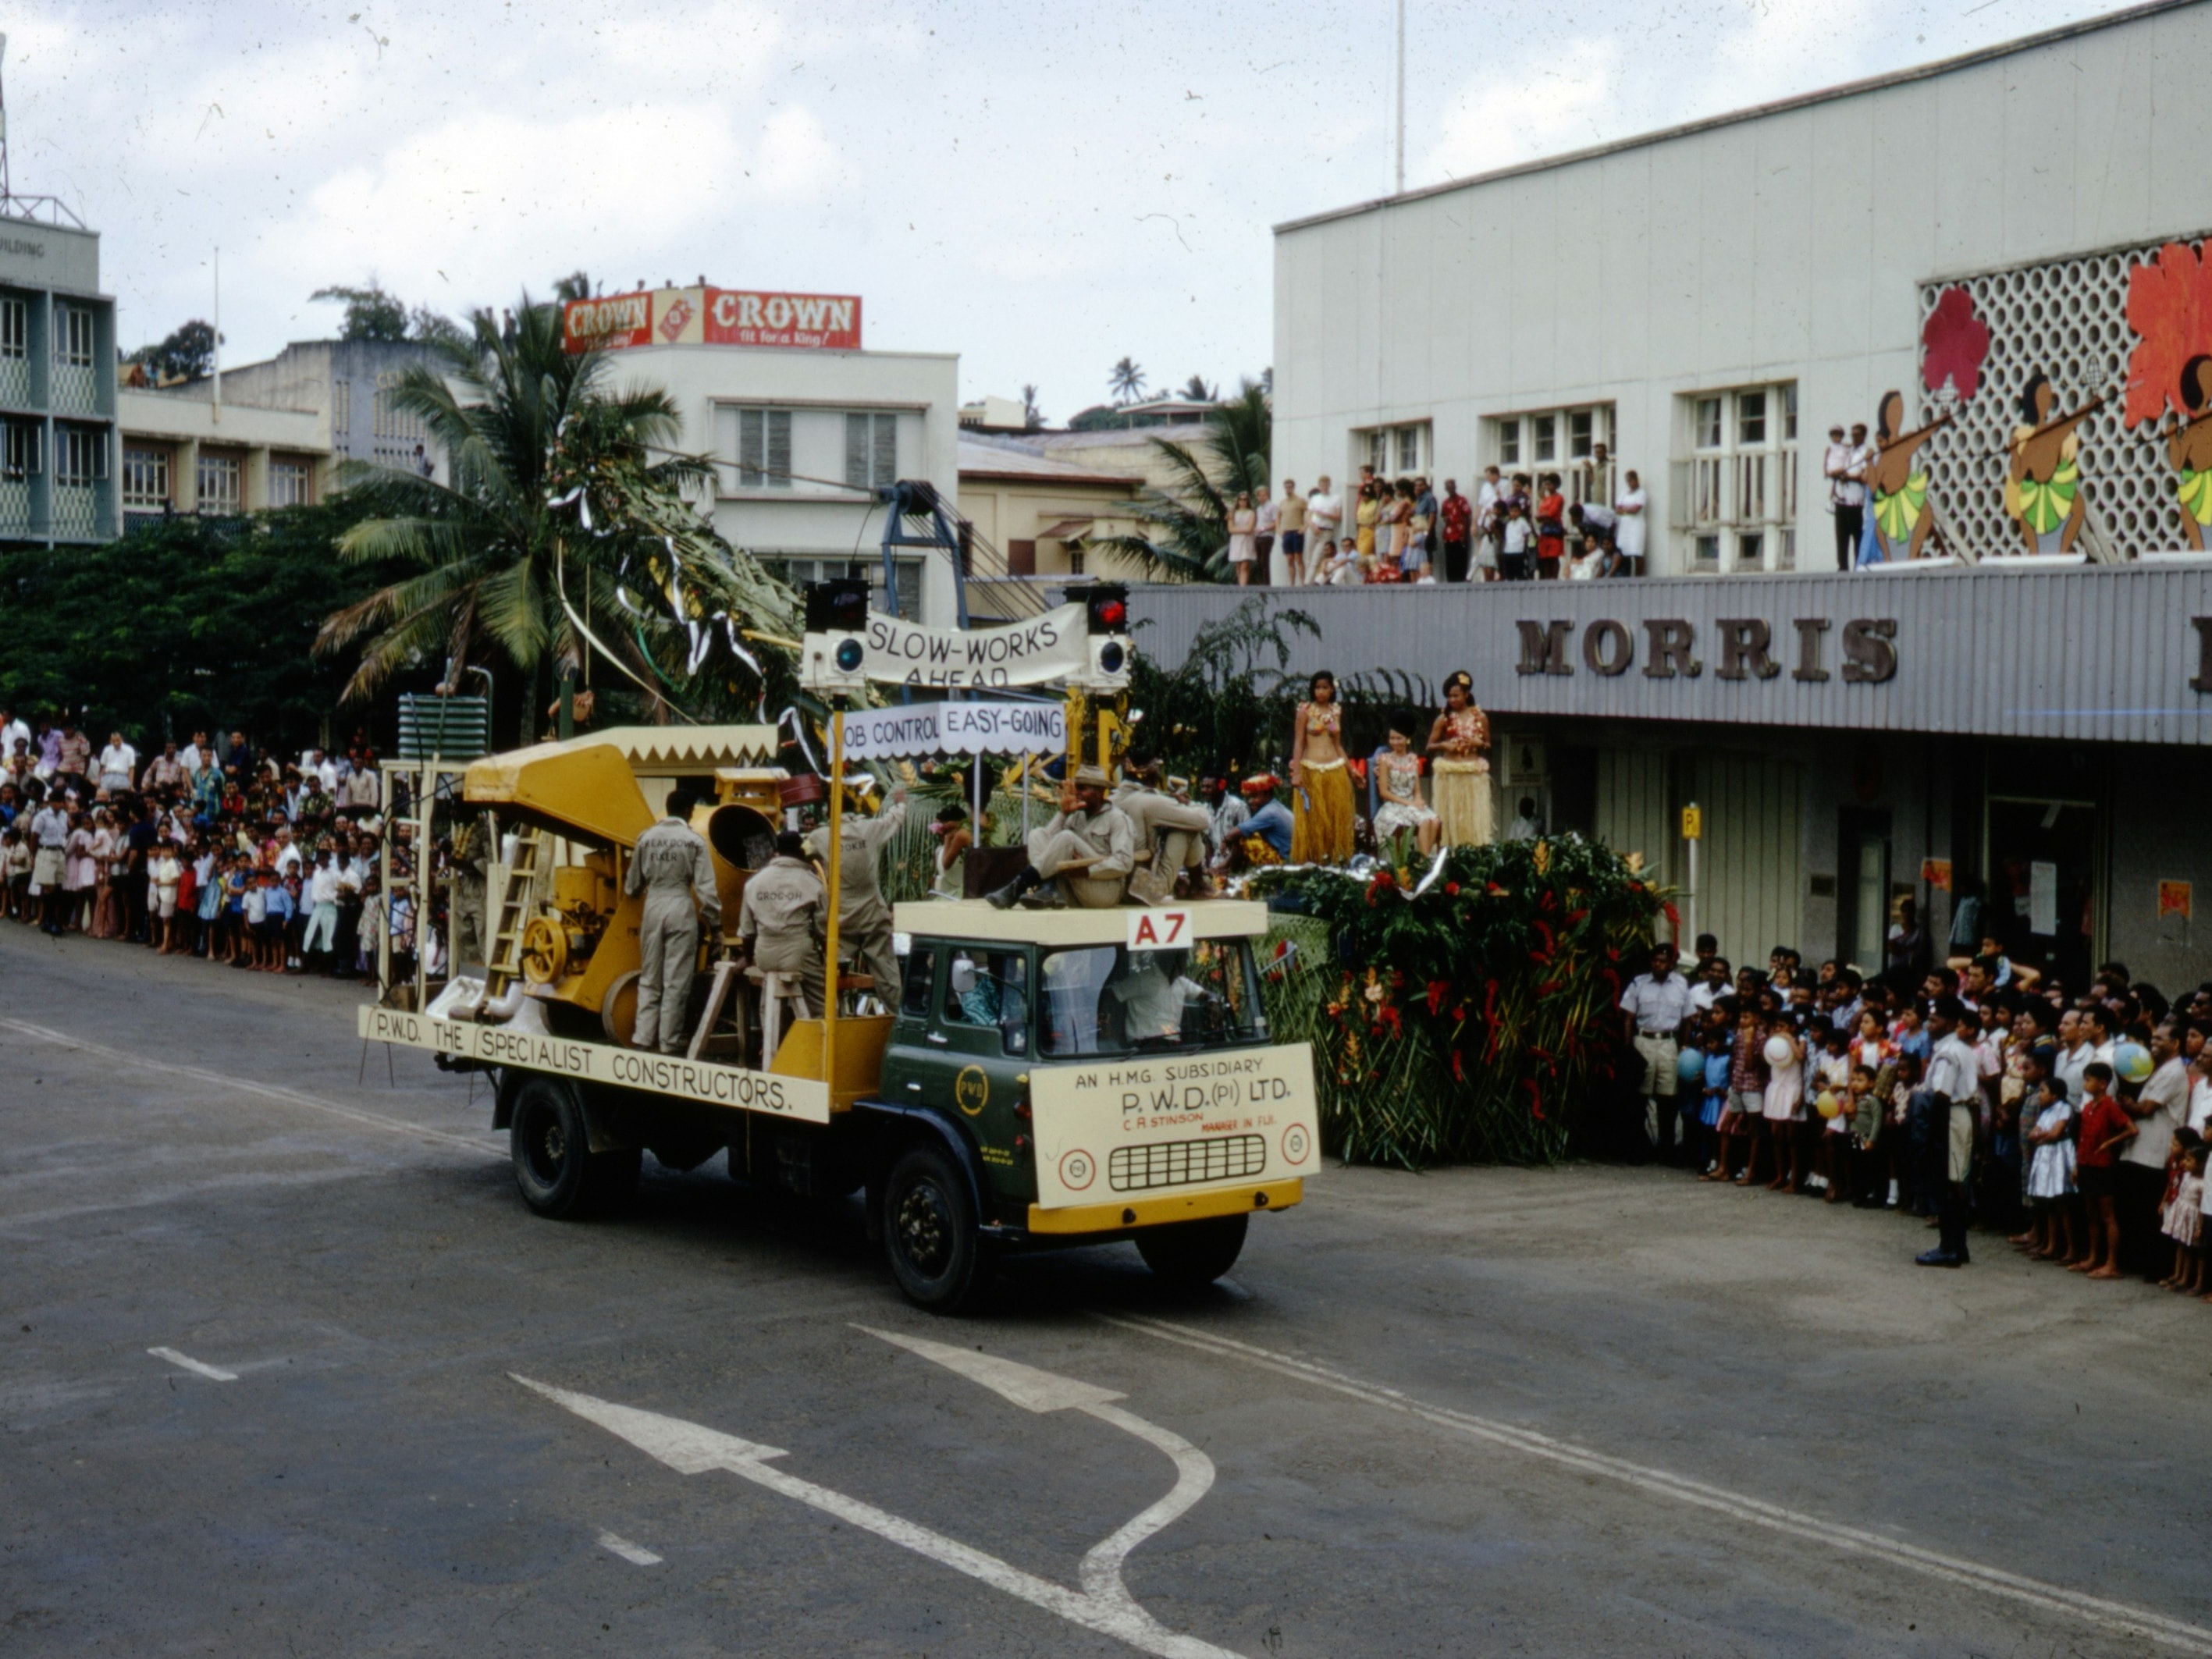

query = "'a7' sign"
1126;908;1191;952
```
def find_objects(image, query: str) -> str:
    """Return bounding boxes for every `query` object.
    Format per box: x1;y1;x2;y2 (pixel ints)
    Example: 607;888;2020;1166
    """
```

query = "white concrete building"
1272;0;2212;574
116;389;329;526
566;284;962;624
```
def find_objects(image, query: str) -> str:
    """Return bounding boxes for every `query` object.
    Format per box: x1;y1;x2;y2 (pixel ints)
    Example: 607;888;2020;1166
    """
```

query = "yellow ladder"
483;827;545;997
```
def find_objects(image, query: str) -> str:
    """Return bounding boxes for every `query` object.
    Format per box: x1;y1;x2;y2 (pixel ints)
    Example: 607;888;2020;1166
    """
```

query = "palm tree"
1109;356;1147;404
1179;374;1217;403
1020;383;1045;432
317;295;797;741
1101;378;1271;582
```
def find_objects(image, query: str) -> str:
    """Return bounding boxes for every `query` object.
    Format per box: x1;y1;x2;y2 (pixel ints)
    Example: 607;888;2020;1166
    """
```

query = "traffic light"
801;577;871;695
1079;581;1131;690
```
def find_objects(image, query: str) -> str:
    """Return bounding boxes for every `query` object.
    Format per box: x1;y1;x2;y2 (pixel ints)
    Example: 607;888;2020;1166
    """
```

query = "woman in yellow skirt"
1424;670;1492;847
1289;670;1355;864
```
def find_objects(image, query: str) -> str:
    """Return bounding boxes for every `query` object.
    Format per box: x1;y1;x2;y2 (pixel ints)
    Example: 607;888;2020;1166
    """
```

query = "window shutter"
739;408;763;485
767;410;791;486
845;413;868;487
873;413;897;487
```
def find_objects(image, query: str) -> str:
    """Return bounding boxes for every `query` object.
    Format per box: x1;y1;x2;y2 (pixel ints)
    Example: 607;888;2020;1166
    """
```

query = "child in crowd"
1718;1004;1767;1185
1499;498;1533;581
2022;1076;2077;1262
1887;1052;1924;1209
2072;1061;2135;1281
1698;1027;1730;1178
2157;1131;2204;1294
1846;1062;1884;1207
1757;1013;1805;1192
243;868;272;969
1533;474;1566;577
1;826;27;920
1812;1022;1851;1199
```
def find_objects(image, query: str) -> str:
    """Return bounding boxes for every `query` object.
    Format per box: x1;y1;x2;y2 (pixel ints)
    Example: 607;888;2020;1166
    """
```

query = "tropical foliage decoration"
1254;835;1670;1168
1127;595;1317;776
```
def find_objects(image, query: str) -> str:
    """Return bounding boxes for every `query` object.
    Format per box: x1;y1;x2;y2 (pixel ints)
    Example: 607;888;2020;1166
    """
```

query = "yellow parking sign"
1680;805;1702;840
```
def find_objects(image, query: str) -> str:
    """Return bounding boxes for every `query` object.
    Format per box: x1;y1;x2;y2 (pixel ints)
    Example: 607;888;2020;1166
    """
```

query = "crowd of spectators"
1618;925;2212;1293
1225;452;1648;587
0;705;418;980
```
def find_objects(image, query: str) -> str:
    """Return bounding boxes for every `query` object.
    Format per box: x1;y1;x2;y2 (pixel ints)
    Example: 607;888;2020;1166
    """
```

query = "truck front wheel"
883;1143;988;1313
1135;1213;1248;1287
510;1077;639;1219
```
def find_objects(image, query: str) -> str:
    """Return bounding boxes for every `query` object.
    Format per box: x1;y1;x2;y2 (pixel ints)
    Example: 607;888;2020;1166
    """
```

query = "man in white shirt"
1823;424;1863;572
272;823;304;876
1918;997;1981;1266
2053;1009;2093;1103
1253;485;1280;584
1619;943;1696;1164
301;848;343;969
2121;1021;2190;1277
30;795;69;935
97;733;138;794
1614;471;1647;575
179;730;208;776
1305;478;1342;556
0;707;29;762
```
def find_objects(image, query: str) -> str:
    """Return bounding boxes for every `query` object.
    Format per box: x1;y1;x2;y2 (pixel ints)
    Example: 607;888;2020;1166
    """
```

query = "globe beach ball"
1677;1047;1707;1085
2113;1042;2154;1085
1763;1034;1795;1066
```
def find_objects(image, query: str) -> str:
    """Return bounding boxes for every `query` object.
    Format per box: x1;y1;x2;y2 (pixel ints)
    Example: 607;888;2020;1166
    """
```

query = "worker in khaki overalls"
738;830;827;1017
626;788;720;1053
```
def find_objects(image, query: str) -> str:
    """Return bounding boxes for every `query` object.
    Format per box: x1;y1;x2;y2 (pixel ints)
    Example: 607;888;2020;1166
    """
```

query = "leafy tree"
317;294;798;745
126;320;217;384
1020;382;1045;432
1179;374;1217;403
311;282;410;342
1109;356;1147;404
1126;595;1317;777
0;500;400;755
551;270;594;303
408;305;470;351
1101;377;1271;581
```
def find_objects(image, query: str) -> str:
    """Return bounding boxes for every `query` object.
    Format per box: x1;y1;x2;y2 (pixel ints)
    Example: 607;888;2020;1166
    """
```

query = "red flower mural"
1920;286;1990;402
2122;240;2212;428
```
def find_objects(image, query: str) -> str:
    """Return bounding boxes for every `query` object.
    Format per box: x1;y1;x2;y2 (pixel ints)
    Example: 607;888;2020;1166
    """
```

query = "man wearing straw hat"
986;765;1135;909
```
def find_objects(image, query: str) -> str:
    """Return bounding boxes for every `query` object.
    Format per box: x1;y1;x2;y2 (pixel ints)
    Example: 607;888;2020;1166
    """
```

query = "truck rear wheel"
510;1077;638;1219
1135;1213;1248;1287
883;1143;989;1313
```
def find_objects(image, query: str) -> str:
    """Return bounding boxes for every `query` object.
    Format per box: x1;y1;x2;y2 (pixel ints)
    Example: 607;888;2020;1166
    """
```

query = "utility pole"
212;247;222;422
1393;0;1407;194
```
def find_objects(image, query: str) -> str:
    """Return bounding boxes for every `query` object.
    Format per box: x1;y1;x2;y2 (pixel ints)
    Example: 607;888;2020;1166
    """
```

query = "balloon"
1815;1090;1843;1120
2112;1042;2154;1084
1677;1047;1708;1085
1763;1034;1795;1066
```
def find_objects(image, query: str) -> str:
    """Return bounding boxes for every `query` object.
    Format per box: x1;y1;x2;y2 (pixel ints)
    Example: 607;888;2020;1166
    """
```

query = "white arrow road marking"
1103;1313;2212;1657
855;1325;1218;1622
512;1370;1237;1659
148;1347;237;1382
596;1530;663;1566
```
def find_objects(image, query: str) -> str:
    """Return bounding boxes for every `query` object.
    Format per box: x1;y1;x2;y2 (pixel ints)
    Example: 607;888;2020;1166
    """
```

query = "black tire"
509;1077;639;1219
1135;1213;1248;1287
882;1142;989;1313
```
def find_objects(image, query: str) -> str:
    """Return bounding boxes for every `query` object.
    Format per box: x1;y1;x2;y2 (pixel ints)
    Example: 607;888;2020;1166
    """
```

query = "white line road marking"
513;1371;1236;1659
596;1530;663;1566
0;1016;501;1161
1102;1313;2212;1657
148;1347;237;1382
855;1326;1217;1622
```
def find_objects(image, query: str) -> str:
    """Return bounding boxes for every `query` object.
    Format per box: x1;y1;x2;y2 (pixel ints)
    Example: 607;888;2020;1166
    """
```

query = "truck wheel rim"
894;1183;951;1277
526;1111;567;1184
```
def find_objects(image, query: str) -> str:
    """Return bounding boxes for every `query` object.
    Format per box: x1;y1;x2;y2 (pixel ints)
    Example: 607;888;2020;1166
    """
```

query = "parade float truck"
358;581;1319;1311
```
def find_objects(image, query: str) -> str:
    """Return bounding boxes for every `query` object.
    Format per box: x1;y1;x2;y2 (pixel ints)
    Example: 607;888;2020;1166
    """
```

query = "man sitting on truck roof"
1114;759;1214;902
986;764;1136;910
738;830;827;1016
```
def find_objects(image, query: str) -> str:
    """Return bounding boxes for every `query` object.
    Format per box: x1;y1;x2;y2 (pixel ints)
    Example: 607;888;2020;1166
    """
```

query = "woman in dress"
64;808;98;933
1225;492;1257;586
1289;670;1354;865
1385;478;1414;574
1758;1016;1807;1192
1353;482;1380;575
1371;716;1439;858
930;804;972;901
1424;671;1492;847
91;809;123;939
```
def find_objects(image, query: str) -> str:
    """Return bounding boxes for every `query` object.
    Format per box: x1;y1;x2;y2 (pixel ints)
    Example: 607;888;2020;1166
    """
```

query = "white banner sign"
1028;1042;1319;1210
357;1004;832;1123
861;604;1089;687
842;700;1066;761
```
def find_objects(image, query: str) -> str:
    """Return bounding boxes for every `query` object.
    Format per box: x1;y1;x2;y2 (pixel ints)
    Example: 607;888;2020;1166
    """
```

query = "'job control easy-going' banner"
841;700;1066;760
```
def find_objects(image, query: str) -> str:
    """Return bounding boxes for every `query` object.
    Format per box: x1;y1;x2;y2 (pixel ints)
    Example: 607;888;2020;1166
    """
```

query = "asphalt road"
5;923;2210;1658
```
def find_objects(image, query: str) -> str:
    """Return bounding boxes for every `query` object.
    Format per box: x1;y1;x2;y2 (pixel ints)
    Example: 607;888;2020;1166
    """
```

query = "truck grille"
1108;1134;1266;1193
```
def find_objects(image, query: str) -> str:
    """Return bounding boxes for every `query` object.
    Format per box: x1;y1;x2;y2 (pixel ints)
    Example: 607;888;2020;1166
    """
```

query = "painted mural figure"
1424;670;1493;847
2165;354;2212;550
1866;389;1952;561
2004;372;2103;555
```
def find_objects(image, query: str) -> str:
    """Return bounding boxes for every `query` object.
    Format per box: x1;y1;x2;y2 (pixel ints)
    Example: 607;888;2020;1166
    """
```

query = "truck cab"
861;900;1316;1309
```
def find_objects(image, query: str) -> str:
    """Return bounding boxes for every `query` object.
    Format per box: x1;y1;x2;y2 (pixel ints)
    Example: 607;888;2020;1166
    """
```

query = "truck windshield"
1037;939;1268;1057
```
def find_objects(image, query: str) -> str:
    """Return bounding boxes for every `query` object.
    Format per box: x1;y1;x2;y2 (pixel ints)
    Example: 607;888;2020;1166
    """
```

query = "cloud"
1424;37;1626;185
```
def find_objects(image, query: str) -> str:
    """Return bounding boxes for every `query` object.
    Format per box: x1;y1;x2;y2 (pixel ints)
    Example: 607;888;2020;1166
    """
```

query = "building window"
56;306;94;368
333;381;350;436
269;456;311;507
1354;420;1431;480
0;298;25;360
1485;403;1615;503
2;418;39;479
738;408;793;488
55;425;104;486
844;411;897;489
197;451;242;512
1671;380;1798;574
372;374;422;442
123;445;171;508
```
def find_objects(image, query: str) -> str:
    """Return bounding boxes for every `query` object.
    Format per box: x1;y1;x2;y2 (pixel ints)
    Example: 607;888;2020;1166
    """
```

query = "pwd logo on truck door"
1126;909;1190;952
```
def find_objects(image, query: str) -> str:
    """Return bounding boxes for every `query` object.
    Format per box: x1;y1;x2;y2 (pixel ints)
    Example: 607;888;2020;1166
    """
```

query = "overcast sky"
6;0;2116;421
